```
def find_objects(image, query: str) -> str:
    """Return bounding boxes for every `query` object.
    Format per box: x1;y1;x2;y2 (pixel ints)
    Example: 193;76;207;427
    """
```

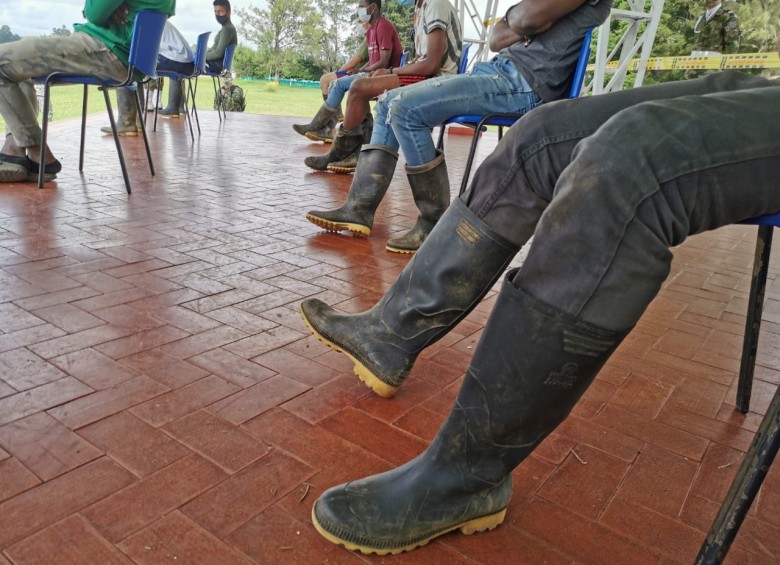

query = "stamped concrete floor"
0;109;777;564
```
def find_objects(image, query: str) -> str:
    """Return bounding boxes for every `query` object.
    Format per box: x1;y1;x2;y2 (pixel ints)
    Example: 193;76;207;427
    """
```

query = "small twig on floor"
718;460;737;469
269;487;278;496
299;482;313;502
570;448;587;465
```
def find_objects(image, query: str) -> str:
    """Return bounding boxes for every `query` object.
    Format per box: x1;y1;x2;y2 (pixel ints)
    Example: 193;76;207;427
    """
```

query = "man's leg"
310;84;780;555
385;60;542;252
0;33;127;179
293;74;367;142
301;71;777;396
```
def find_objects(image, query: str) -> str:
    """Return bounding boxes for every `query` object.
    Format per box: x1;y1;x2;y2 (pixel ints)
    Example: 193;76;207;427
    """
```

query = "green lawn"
0;79;324;131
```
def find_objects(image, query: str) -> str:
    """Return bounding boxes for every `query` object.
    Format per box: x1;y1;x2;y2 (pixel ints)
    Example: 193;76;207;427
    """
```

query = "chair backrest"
399;51;409;67
223;43;237;74
567;28;594;99
193;31;212;75
458;43;472;74
128;11;168;79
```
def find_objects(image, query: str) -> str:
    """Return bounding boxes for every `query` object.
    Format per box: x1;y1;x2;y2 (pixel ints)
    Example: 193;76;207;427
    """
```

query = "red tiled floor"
0;110;778;564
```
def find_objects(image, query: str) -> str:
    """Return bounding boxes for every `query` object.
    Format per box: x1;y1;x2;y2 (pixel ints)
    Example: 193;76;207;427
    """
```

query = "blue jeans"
460;70;780;330
372;55;542;167
325;72;368;109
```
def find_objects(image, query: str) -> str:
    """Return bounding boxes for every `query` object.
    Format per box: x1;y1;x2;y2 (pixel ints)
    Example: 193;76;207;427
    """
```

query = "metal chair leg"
38;82;52;189
737;225;773;413
134;85;155;177
695;386;780;563
103;87;132;193
211;76;223;123
187;79;201;136
79;84;88;171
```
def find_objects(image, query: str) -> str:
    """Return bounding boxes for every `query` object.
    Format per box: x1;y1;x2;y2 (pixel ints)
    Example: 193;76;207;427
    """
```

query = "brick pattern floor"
0;110;777;564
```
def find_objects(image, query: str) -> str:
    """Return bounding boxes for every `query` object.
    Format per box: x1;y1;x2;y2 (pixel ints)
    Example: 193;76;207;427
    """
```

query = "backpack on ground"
215;84;246;112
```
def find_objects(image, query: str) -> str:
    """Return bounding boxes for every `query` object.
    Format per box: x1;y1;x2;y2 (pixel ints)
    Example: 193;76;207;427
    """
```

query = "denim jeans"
460;70;780;330
325;72;368;109
371;55;542;167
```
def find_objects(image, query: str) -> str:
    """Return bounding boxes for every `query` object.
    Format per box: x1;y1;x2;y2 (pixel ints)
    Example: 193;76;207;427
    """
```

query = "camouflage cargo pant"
0;32;127;147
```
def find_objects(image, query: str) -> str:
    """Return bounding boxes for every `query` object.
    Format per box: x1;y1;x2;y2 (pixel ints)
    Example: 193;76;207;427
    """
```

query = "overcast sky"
6;1;265;44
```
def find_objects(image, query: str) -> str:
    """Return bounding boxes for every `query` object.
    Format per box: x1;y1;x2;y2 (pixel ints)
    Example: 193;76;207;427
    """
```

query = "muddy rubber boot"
101;88;139;136
386;151;450;254
327;113;373;174
293;102;340;142
301;198;518;396
304;125;364;172
312;270;630;554
305;145;398;236
160;79;184;117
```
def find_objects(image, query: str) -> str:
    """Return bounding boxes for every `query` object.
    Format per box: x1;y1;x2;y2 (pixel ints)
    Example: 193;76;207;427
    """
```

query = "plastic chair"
152;31;211;140
196;43;237;122
36;10;168;193
398;52;409;67
438;28;594;195
458;43;472;74
696;212;780;563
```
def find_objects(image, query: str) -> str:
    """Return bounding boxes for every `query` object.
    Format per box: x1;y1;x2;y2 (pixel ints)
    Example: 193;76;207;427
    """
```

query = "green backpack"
215;84;246;112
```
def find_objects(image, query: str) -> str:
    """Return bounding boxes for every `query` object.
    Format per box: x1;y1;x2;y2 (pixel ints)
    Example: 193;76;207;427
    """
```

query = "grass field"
0;79;325;131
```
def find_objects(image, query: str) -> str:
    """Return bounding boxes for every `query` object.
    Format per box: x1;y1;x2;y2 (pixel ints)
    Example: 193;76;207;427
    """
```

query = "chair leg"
153;78;162;132
38;82;52;189
695;386;780;564
737;225;773;413
180;81;195;141
103;87;132;194
436;125;445;151
211;76;223;123
79;84;88;172
458;116;488;196
188;79;201;136
134;86;155;177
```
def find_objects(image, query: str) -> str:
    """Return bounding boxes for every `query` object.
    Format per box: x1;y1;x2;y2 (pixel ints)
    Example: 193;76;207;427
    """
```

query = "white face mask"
357;6;371;23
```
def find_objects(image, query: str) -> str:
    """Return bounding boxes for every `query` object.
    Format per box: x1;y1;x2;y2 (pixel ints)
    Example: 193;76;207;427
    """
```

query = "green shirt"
74;0;176;67
207;22;238;62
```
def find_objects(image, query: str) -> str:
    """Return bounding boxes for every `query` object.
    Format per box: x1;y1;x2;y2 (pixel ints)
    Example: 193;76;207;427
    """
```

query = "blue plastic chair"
439;28;594;195
696;211;780;562
458;43;472;74
398;51;409;67
36;10;168;193
152;31;211;140
196;43;237;122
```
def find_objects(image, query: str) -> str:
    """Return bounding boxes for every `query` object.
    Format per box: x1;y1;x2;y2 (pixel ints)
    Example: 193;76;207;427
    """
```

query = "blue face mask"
396;0;415;6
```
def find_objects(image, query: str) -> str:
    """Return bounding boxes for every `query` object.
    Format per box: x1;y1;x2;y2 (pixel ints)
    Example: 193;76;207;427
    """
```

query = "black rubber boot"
159;79;184;117
312;270;630;554
305;145;398;235
301;198;518;396
304;125;364;172
293;102;339;142
386;151;450;254
327;112;374;174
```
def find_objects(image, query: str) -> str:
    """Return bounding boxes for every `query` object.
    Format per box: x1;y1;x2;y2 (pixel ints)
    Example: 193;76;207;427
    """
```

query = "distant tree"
738;0;780;52
51;25;72;37
0;24;21;44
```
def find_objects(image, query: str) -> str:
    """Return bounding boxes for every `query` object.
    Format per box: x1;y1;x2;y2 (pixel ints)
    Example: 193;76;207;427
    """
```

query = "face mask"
396;0;415;6
216;15;229;25
357;7;371;23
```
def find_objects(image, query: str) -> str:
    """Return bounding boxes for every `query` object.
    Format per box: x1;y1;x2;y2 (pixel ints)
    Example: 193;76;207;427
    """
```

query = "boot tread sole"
325;165;356;174
306;214;371;237
299;305;396;398
384;243;417;254
311;506;506;555
304;132;334;143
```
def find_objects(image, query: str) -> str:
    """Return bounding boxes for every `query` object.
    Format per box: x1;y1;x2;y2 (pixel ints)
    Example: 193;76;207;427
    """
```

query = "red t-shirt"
366;16;403;68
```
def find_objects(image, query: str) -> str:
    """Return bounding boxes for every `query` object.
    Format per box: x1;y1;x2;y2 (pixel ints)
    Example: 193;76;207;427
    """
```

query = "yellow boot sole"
305;213;371;237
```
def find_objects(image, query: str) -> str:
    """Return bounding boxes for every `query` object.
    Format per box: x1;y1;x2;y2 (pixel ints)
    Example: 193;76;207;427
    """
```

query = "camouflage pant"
0;32;127;147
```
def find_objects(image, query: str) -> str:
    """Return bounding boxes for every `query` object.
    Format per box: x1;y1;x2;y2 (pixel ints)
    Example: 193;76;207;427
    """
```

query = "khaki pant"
0;32;127;147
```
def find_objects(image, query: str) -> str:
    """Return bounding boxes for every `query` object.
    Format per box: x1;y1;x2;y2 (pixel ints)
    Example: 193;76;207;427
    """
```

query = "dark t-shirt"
366;16;403;67
502;0;612;102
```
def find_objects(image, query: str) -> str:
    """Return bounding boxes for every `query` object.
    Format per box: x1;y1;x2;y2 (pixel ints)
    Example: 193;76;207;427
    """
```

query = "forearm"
505;0;584;36
364;50;392;72
391;57;438;77
489;20;524;51
340;54;363;72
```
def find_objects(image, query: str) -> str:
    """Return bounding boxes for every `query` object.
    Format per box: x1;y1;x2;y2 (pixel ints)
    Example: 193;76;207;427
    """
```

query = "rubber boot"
293;101;339;142
327;112;374;174
385;150;450;254
305;145;398;236
160;79;183;117
101;88;139;136
312;269;630;554
301;198;518;396
304;125;364;172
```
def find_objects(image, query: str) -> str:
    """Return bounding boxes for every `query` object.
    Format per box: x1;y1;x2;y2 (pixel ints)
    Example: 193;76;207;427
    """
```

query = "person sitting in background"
0;0;176;183
293;1;403;144
692;0;741;55
204;0;238;75
302;0;461;175
103;19;195;132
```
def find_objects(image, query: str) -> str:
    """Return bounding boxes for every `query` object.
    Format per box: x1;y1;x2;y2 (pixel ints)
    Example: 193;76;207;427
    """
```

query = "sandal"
0;153;30;183
24;156;62;182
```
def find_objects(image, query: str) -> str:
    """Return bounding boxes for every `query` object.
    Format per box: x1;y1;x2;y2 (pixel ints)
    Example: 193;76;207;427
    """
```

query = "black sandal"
25;156;62;182
0;153;30;183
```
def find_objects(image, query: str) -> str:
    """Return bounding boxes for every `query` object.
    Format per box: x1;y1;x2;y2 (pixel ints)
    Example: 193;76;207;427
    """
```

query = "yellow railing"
587;52;780;72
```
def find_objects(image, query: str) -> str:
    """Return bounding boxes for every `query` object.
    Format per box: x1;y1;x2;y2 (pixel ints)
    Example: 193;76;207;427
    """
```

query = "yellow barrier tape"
587;52;780;71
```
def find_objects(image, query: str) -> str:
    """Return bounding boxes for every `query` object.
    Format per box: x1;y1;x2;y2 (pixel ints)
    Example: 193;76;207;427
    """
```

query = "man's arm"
390;28;446;76
505;0;587;38
83;0;126;27
363;49;393;72
208;25;236;60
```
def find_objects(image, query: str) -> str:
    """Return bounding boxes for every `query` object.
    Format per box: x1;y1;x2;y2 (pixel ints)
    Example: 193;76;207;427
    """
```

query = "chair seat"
740;212;780;226
446;114;524;128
